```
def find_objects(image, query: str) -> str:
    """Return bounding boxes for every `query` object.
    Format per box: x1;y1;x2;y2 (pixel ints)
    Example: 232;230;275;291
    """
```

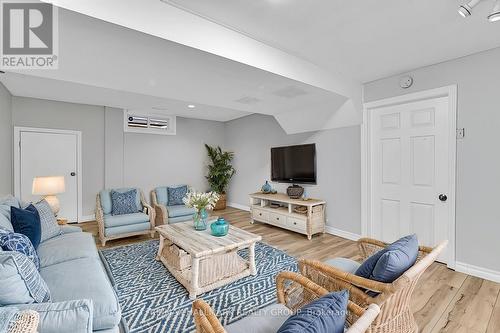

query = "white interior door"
17;129;80;222
370;97;452;263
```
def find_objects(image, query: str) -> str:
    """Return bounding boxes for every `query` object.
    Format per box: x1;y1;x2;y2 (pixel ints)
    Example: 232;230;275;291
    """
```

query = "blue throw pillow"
277;290;348;333
111;189;139;215
354;248;388;279
10;205;42;249
370;234;419;283
167;185;188;206
0;228;40;270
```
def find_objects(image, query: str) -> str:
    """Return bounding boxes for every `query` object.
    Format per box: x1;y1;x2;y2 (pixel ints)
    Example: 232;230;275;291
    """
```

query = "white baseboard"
78;214;95;223
455;261;500;283
227;202;250;211
325;226;361;241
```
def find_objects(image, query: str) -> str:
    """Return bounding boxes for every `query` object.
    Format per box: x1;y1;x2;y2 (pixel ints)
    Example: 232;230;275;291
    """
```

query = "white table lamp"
32;176;66;215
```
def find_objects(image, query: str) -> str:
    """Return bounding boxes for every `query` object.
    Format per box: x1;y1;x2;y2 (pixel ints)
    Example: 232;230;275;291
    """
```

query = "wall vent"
124;110;176;135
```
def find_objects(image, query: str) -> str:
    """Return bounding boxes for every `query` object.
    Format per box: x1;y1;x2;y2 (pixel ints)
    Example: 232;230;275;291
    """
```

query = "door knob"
70;172;76;176
439;194;447;202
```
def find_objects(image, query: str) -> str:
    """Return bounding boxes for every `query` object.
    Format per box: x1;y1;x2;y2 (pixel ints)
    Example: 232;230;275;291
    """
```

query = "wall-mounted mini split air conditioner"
124;110;176;135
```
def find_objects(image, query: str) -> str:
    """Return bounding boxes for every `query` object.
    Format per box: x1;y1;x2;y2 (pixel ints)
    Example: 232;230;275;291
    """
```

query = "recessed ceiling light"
457;0;482;17
488;0;500;21
188;104;196;109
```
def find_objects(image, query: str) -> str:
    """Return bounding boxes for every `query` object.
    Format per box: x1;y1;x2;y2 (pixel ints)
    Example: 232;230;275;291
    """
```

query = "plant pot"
213;193;227;210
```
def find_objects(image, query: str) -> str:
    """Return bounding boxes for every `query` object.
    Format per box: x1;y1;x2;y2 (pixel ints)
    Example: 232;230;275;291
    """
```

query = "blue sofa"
96;188;154;246
0;196;121;333
151;186;196;226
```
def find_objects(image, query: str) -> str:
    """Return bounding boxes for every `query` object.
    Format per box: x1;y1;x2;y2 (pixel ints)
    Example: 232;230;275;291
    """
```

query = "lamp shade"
32;176;66;195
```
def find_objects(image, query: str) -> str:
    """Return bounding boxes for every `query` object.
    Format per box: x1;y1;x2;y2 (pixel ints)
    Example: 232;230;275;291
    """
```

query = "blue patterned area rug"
99;240;297;333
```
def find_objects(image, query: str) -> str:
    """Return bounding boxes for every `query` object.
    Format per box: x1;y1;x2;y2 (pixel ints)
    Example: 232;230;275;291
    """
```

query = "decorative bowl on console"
287;185;304;199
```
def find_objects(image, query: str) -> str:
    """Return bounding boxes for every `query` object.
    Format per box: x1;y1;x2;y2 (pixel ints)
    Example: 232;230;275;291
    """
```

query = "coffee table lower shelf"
156;239;257;300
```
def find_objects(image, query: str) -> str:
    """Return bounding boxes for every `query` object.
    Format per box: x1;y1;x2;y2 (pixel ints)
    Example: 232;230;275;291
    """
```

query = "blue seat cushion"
225;303;292;333
155;187;168;206
103;212;149;228
324;257;361;274
10;205;42;249
37;232;98;268
40;257;121;330
370;234;419;283
167;205;196;218
104;222;151;237
277;290;348;333
100;188;141;215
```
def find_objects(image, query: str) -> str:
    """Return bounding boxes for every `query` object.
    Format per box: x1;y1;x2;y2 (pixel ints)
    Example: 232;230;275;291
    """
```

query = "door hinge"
456;128;465;139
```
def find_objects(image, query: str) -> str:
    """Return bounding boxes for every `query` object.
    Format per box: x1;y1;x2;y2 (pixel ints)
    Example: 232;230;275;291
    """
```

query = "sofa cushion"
370;234;419;283
167;205;196;218
103;212;149;228
167;185;188;206
15;299;93;333
104;222;151;237
155;187;168;206
226;303;292;333
0;228;40;269
0;195;20;232
0;214;13;232
37;232;98;268
100;188;141;215
60;225;83;234
40;257;121;330
34;200;62;243
110;189;139;216
0;251;51;305
277;290;349;333
11;205;42;249
324;257;361;274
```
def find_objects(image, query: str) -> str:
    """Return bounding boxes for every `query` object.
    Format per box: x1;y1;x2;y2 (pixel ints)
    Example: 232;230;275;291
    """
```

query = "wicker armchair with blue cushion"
151;185;196;226
95;188;154;246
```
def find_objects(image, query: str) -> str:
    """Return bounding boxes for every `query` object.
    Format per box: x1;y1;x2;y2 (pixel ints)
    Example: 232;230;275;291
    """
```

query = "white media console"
249;192;326;240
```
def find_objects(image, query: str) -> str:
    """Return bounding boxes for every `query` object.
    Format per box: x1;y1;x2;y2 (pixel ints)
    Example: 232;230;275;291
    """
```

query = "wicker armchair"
96;189;155;246
151;188;195;226
299;238;448;333
192;271;381;333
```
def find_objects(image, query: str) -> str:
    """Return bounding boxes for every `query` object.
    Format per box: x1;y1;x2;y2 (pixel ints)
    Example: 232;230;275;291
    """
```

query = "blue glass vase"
261;180;272;193
193;208;208;231
211;217;229;237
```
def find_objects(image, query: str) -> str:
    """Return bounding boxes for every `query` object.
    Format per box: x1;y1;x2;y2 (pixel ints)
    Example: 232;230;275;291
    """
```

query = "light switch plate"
456;128;465;139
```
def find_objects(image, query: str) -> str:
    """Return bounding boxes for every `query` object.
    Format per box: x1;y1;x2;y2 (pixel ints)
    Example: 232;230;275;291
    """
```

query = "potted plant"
205;144;235;210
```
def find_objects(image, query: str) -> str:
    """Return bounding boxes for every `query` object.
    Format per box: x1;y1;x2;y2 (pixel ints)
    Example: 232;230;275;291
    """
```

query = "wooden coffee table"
155;221;262;299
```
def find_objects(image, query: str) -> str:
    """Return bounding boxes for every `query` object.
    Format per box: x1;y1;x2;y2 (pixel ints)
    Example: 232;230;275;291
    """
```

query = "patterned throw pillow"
167;185;188;206
111;189;139;215
33;200;61;243
0;251;51;304
0;228;40;270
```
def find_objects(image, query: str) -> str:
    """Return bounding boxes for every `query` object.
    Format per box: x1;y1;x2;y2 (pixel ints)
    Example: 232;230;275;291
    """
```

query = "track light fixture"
458;0;482;17
488;0;500;21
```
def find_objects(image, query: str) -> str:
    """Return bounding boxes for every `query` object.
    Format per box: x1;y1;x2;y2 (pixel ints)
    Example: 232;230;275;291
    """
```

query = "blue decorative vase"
193;208;209;231
211;217;229;237
261;180;272;193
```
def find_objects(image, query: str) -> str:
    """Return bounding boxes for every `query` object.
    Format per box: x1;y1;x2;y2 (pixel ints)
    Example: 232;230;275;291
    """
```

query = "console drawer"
252;208;269;221
287;217;307;233
269;212;287;227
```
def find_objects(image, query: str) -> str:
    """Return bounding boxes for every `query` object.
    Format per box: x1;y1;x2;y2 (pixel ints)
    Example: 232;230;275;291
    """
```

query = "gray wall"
0;83;12;196
103;108;226;197
12;97;105;216
364;47;500;271
224;114;361;234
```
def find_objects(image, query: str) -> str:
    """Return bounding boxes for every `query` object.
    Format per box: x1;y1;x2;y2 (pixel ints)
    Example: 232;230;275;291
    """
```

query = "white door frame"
361;85;457;269
13;127;83;223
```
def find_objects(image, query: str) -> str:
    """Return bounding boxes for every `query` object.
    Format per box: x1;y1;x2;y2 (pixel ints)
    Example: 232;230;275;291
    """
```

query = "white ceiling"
166;0;500;83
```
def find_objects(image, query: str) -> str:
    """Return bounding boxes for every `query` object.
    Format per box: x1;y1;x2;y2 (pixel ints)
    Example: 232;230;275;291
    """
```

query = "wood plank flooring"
79;207;500;333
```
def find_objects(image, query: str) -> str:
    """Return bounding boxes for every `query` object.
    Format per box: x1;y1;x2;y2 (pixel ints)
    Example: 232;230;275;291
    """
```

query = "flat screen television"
271;144;316;184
